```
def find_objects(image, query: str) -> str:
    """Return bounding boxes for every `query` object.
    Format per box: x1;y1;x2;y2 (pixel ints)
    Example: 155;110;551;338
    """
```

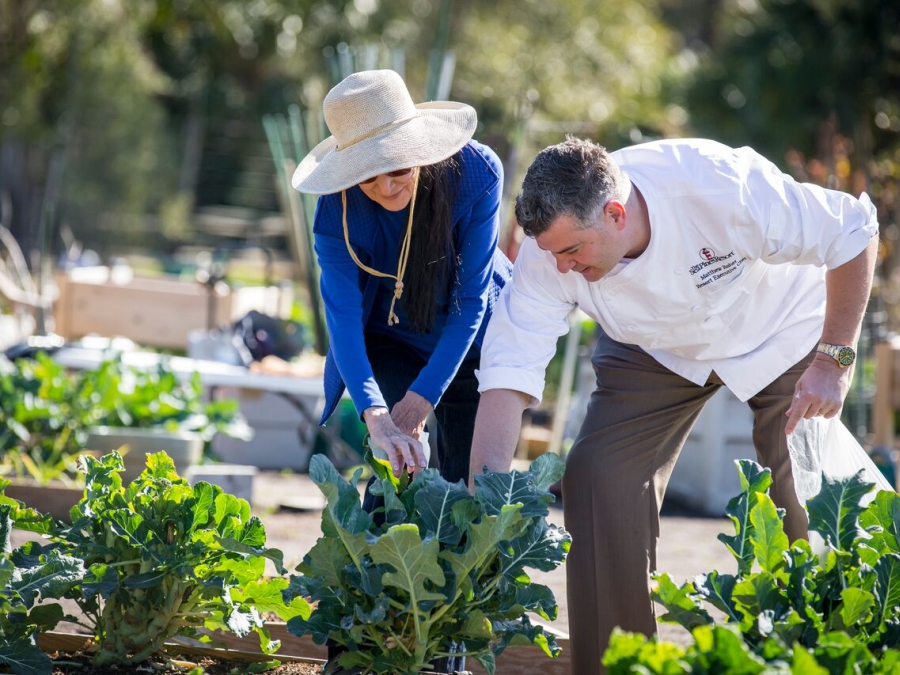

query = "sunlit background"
1;0;898;363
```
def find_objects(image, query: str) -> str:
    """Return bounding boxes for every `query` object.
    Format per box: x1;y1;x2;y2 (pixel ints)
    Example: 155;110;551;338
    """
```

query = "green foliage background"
1;0;898;322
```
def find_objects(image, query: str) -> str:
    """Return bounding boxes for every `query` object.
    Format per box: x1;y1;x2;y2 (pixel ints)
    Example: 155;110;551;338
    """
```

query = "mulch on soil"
45;651;321;675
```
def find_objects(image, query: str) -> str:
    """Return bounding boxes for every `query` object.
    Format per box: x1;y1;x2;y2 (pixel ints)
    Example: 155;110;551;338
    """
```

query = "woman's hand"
363;406;428;477
391;391;433;439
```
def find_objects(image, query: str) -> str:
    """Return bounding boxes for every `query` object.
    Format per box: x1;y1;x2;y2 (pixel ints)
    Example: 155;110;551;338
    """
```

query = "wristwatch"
816;342;856;368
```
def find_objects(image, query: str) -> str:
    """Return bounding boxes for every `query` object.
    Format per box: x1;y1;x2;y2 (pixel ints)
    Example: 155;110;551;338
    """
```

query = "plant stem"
104;558;143;568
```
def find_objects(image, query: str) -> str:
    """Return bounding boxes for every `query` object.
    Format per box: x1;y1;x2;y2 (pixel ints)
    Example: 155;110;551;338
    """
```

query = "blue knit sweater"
313;140;511;423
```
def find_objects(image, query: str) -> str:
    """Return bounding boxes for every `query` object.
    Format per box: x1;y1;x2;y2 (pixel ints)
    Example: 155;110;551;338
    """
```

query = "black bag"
233;310;306;363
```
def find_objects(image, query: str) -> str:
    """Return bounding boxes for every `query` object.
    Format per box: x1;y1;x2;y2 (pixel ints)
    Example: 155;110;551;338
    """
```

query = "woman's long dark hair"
402;154;461;334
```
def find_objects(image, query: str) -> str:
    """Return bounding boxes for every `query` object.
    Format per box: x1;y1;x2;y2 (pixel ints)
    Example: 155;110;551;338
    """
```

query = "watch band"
816;342;856;368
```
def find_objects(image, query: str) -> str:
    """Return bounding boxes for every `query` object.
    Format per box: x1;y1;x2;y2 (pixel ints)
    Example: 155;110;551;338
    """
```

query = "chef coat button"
627;324;636;332
691;305;700;311
650;341;659;348
675;266;684;274
673;349;683;356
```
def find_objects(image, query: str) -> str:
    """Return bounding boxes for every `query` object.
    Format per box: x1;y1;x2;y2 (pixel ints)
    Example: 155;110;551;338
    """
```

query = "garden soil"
46;654;321;675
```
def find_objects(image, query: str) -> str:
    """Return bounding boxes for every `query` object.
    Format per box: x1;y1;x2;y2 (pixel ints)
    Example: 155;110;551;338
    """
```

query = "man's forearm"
785;235;879;434
821;235;879;345
469;388;531;485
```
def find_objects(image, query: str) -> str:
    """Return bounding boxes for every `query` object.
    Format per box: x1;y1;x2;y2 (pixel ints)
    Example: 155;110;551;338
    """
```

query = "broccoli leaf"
749;492;789;574
807;470;873;552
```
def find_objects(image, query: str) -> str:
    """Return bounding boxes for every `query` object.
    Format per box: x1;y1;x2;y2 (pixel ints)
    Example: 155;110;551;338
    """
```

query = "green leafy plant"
82;359;251;442
602;459;900;673
285;451;571;675
0;489;80;675
603;624;900;674
2;444;93;487
5;451;309;671
0;353;250;485
0;354;93;484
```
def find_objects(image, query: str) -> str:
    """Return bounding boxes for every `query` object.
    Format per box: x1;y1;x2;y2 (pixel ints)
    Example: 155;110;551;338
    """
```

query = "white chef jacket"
478;138;878;403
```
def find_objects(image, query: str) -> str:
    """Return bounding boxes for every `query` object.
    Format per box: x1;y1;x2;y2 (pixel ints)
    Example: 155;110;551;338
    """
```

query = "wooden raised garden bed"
205;622;572;675
4;480;83;521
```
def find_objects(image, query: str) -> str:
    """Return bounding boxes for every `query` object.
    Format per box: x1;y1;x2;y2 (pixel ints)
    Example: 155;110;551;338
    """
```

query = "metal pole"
548;311;582;456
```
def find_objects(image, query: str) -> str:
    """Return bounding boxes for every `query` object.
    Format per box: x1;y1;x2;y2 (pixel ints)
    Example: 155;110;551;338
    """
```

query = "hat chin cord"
341;168;420;326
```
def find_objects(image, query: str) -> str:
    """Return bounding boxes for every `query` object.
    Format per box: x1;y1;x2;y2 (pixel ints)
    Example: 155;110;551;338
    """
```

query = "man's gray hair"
515;136;629;237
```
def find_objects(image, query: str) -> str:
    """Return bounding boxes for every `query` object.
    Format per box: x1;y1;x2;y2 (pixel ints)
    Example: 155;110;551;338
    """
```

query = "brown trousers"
562;331;812;674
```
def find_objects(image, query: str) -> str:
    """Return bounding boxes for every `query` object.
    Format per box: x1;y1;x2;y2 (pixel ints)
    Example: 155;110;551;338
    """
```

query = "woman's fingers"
366;411;426;476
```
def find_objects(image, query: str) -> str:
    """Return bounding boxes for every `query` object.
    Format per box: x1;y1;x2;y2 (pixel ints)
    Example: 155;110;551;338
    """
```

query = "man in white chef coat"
469;136;879;674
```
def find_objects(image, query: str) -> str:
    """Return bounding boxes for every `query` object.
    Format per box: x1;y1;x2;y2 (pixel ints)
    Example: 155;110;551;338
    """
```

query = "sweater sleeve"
407;152;503;406
314;209;386;416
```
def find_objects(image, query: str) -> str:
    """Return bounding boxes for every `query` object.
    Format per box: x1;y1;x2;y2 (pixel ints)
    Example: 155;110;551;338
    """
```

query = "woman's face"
357;168;418;211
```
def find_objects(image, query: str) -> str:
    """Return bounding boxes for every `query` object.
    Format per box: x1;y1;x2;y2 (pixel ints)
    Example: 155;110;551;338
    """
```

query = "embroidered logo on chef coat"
689;249;747;289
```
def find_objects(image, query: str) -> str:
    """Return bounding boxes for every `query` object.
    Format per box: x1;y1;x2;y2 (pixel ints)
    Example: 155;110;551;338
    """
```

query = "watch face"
837;347;855;366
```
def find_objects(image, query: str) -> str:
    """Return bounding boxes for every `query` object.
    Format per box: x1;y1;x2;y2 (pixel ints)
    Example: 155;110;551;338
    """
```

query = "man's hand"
785;355;853;435
390;391;432;440
363;406;428;476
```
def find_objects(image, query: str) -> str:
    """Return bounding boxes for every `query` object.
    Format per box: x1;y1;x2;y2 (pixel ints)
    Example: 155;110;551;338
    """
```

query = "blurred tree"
657;0;727;50
674;0;900;327
278;0;684;250
3;0;685;266
0;0;177;261
142;0;318;218
681;0;899;165
453;0;681;146
450;0;684;249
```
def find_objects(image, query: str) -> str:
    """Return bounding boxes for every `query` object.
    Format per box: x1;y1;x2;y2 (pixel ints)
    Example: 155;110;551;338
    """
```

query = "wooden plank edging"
35;631;325;666
209;624;571;675
37;627;571;675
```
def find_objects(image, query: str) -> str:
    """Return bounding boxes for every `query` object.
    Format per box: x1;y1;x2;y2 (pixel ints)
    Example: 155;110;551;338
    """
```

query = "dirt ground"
45;652;321;675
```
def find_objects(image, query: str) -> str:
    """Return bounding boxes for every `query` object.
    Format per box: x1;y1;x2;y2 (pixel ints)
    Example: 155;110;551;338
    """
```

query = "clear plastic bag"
788;416;893;556
788;416;893;507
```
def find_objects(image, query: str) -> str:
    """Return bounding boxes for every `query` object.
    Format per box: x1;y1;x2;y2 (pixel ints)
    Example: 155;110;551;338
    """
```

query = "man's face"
535;212;623;282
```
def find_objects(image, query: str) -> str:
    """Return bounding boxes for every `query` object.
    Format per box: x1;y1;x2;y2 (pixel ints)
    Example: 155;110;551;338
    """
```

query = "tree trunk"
0;138;43;259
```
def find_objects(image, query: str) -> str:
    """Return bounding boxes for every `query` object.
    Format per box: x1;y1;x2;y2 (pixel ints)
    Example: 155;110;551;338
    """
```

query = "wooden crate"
873;338;900;452
53;267;292;350
517;424;553;460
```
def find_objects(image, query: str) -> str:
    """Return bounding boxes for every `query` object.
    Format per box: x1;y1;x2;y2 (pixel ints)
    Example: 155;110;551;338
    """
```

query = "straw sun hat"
292;69;477;195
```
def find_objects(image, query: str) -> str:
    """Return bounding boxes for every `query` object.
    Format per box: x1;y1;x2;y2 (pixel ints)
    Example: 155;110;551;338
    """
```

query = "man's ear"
607;200;627;229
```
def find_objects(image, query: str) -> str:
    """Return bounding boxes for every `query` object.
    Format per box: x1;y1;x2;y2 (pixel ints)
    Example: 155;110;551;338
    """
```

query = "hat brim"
292;101;477;195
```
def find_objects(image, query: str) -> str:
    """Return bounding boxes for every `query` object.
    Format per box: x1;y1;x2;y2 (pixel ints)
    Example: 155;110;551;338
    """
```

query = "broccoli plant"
603;459;900;673
8;451;309;669
286;451;571;675
604;624;900;674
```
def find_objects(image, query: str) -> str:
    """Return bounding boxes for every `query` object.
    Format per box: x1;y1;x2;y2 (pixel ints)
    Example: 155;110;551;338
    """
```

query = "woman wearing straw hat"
293;69;511;490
